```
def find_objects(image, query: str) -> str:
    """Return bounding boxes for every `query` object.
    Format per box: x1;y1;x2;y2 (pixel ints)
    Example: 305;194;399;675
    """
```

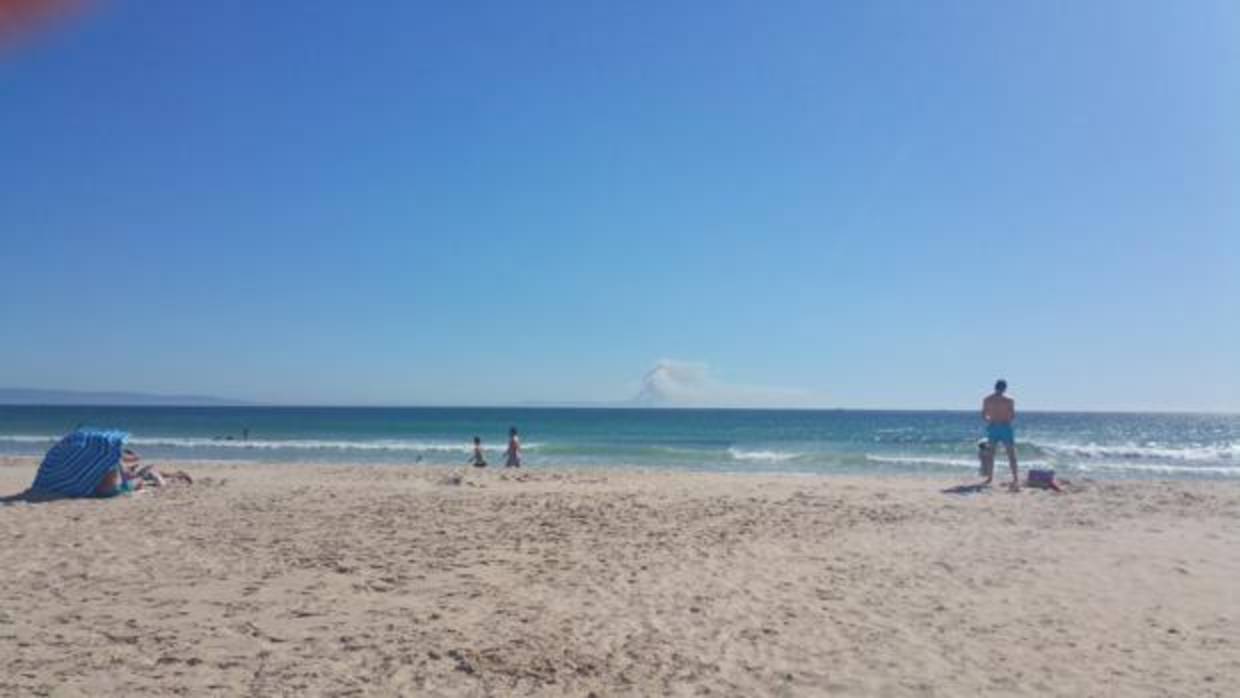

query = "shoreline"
3;460;1239;696
5;454;1238;483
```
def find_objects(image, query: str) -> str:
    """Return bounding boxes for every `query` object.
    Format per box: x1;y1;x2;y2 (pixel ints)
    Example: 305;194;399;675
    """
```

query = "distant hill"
0;388;249;406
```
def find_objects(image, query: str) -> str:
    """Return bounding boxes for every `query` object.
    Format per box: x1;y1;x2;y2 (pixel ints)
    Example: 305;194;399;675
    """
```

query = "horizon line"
1;402;1236;417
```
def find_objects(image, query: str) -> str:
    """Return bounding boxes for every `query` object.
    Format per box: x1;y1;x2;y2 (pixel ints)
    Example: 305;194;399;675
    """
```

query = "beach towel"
32;429;130;497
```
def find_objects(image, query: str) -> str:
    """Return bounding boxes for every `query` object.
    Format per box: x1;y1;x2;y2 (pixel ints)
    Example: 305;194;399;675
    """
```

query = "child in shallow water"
469;436;488;468
978;440;995;484
505;427;521;468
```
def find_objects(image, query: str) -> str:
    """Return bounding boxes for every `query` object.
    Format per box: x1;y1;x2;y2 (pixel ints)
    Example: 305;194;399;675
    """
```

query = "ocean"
1;406;1237;479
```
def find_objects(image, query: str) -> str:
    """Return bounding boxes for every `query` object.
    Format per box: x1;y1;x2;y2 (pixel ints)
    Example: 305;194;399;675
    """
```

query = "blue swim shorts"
986;422;1015;446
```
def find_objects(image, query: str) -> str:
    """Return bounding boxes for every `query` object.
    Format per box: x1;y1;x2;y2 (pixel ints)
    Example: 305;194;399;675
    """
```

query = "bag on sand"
1027;468;1056;488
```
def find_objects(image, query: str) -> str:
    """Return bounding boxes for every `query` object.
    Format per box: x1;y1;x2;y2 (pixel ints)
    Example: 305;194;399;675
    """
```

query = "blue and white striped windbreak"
32;429;129;497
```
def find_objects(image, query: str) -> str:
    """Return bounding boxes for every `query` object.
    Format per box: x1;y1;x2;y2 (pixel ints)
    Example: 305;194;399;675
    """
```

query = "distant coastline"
0;388;249;407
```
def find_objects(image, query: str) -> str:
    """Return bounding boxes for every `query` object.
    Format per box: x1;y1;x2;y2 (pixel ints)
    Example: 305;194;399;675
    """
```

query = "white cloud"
631;359;824;408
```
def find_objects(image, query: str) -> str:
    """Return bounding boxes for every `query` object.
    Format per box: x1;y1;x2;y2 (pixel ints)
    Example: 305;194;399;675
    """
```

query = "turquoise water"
1;406;1238;479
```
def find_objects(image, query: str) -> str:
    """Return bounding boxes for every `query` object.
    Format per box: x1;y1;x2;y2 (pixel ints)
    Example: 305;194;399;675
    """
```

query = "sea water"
1;406;1237;479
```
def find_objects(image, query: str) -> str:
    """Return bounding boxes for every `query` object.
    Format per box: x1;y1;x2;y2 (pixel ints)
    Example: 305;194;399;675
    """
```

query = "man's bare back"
983;393;1015;424
982;379;1018;488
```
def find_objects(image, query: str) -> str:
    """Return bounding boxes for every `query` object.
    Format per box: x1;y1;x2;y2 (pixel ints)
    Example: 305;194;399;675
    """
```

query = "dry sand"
2;457;1239;697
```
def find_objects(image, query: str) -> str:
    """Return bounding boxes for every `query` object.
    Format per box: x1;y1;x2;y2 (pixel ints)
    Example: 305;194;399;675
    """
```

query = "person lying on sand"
93;450;192;496
94;463;139;497
121;449;158;486
130;449;193;485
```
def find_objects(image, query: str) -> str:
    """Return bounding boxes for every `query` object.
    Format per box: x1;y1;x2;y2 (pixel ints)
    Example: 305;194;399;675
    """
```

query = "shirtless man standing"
982;379;1019;489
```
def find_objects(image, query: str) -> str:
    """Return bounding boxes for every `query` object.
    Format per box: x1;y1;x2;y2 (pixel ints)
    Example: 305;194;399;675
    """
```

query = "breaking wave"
0;434;540;454
864;453;1054;470
727;448;803;462
1033;440;1238;462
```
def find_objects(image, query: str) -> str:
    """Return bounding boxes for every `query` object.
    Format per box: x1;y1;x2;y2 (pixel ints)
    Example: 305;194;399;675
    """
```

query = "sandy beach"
2;457;1239;697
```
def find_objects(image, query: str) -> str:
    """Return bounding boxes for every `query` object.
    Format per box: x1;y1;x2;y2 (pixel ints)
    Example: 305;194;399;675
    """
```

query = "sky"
1;1;1237;410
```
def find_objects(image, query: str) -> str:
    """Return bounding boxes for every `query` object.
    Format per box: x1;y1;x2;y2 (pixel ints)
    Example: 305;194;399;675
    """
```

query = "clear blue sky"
2;1;1237;410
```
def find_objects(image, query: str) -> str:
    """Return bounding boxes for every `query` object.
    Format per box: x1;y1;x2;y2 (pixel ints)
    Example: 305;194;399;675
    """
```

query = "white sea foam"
132;437;476;452
1072;461;1240;476
864;454;1052;470
727;448;802;462
0;435;58;444
865;454;976;469
1033;441;1238;462
0;434;540;454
